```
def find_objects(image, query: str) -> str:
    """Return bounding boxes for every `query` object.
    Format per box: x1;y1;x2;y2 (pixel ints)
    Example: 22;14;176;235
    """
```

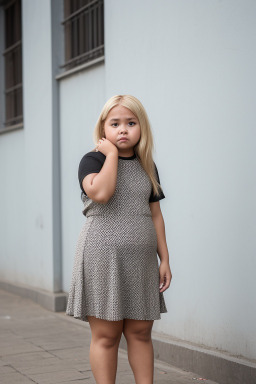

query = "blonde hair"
93;94;163;198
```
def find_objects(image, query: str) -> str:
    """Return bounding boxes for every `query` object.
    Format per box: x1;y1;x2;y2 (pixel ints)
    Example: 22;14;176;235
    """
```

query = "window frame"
61;0;104;73
0;0;23;134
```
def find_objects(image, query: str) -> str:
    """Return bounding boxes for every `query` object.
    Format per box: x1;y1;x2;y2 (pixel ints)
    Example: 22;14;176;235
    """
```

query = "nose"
119;124;128;134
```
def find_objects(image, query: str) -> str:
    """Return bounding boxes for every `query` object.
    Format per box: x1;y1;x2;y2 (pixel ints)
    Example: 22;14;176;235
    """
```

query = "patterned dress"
66;151;168;322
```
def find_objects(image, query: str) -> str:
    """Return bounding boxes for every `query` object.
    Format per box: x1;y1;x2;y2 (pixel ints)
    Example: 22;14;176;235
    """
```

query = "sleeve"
149;162;165;203
78;153;104;195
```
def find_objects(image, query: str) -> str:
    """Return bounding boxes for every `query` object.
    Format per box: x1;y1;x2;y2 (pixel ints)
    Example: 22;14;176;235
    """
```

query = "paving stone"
0;364;17;374
0;289;220;384
0;359;10;367
115;371;136;384
1;351;58;365
17;361;78;375
28;369;90;383
0;342;43;356
0;371;36;383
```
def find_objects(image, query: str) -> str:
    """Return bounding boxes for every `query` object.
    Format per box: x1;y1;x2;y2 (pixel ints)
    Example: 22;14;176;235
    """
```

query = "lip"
118;137;128;141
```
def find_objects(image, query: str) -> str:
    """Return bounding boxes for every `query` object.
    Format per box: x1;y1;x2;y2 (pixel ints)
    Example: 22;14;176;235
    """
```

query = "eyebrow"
109;117;136;122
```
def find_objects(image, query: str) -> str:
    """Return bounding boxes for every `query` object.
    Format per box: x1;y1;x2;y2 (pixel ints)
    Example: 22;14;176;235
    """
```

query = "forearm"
152;212;170;263
90;152;118;202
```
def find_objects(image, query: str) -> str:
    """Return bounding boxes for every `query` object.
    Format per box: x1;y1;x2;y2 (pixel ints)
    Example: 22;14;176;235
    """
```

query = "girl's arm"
83;151;118;204
150;201;169;263
150;201;172;291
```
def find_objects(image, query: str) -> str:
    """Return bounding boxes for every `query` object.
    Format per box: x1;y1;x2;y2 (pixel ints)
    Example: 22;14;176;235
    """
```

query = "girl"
66;95;172;384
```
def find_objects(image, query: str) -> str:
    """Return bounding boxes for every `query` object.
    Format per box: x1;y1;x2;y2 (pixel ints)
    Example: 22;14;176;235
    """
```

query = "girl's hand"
159;261;172;292
95;137;118;157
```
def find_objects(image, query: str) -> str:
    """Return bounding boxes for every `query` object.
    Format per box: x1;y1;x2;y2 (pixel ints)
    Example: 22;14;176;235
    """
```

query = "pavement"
0;289;220;384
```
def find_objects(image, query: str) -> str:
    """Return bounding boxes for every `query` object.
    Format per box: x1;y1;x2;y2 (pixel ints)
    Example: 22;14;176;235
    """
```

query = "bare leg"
123;319;154;384
87;316;123;384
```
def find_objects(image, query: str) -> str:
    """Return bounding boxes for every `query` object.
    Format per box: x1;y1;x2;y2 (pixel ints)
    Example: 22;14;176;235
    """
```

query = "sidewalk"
0;289;219;384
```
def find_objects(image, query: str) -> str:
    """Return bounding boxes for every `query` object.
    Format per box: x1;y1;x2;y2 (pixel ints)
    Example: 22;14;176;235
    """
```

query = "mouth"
118;137;128;142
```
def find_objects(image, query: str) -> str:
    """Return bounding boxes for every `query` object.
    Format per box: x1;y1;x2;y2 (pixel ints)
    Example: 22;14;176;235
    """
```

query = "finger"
159;276;170;290
159;275;166;283
163;280;171;290
160;280;170;291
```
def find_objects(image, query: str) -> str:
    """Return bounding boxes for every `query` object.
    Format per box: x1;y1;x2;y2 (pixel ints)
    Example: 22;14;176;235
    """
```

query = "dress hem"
66;310;168;323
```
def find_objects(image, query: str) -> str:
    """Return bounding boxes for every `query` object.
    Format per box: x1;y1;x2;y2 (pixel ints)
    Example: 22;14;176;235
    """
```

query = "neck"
118;149;135;157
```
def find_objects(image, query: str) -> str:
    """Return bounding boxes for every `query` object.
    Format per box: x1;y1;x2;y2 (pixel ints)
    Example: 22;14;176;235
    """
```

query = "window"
61;0;104;71
2;0;23;129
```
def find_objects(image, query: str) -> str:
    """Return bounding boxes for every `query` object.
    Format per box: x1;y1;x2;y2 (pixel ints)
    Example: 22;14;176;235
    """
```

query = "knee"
88;317;124;348
92;333;122;349
123;327;152;342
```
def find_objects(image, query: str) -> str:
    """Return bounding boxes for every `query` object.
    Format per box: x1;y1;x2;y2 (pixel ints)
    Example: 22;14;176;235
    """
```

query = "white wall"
0;0;56;291
61;0;256;359
60;64;106;292
102;0;256;359
0;131;26;283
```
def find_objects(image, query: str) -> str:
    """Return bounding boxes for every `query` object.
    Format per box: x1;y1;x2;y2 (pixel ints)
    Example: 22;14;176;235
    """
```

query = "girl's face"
103;105;141;156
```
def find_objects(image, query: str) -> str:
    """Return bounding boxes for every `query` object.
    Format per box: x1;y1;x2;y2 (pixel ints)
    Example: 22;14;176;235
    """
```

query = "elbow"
97;192;112;204
95;196;108;204
85;183;115;204
96;184;116;204
91;191;112;204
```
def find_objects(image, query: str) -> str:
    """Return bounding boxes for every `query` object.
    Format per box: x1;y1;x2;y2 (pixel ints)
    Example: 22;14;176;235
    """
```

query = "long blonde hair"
93;94;163;198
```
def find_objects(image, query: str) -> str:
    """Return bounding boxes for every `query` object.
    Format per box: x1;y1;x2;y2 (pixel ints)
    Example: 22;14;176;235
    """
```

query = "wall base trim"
0;280;67;312
120;327;256;384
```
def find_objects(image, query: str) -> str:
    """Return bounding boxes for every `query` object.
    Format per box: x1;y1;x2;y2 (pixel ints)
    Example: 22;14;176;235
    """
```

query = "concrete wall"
60;63;106;293
0;0;63;292
60;0;256;359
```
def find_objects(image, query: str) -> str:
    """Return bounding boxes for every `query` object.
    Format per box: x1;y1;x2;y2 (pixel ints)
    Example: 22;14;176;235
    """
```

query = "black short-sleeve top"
78;151;165;203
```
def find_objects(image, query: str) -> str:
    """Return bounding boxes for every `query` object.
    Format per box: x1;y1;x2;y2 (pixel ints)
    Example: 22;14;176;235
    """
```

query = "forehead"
106;105;137;119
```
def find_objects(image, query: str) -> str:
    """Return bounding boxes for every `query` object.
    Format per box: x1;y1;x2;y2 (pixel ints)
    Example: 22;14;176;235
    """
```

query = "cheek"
106;130;115;139
104;129;116;141
135;127;141;139
104;127;111;137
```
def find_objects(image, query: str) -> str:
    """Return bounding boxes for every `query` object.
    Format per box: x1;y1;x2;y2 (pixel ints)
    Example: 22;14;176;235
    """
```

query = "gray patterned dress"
66;152;168;322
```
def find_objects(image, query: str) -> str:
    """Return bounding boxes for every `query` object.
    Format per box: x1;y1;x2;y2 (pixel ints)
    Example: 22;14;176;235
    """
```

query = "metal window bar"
3;0;23;127
61;0;104;71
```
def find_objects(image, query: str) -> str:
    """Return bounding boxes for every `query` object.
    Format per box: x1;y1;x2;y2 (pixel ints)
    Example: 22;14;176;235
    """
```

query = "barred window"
62;0;104;71
3;0;23;129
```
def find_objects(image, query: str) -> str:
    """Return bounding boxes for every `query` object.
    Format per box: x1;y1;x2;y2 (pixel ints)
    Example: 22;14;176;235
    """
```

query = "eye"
112;123;118;127
128;122;136;126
